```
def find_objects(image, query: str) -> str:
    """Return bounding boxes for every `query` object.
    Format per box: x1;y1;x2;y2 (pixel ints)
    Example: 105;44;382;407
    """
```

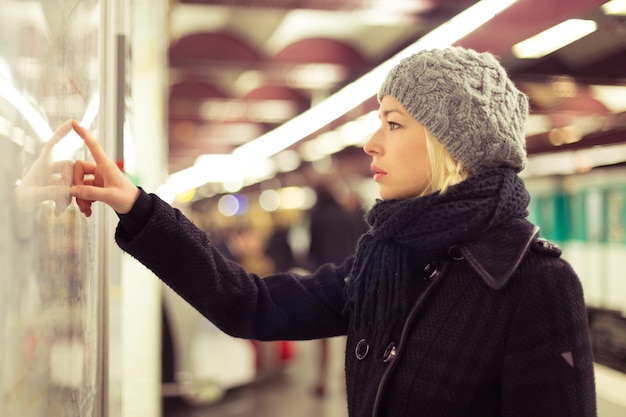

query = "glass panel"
0;1;102;416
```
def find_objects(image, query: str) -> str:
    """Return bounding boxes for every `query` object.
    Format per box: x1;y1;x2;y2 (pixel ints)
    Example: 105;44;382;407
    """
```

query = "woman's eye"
388;121;400;130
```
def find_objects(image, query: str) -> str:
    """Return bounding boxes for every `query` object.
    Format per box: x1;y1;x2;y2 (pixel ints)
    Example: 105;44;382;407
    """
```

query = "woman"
70;47;596;416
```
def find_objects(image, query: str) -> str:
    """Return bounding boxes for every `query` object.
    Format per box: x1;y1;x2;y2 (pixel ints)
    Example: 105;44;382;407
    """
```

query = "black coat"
117;190;596;417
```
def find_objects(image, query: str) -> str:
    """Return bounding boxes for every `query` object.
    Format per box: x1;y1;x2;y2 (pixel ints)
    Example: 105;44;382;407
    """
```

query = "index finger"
72;120;108;163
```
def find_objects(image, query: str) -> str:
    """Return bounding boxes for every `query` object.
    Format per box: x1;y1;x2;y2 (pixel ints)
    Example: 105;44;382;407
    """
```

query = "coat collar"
457;219;540;290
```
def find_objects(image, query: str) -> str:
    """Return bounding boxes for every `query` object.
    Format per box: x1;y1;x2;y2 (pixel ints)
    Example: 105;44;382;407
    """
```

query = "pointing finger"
72;120;108;164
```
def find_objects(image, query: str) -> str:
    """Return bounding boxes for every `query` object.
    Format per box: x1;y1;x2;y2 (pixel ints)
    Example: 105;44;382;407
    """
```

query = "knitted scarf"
344;167;530;355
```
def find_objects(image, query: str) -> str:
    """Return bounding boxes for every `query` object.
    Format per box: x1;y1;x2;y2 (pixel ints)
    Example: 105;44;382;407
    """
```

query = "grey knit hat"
378;47;528;174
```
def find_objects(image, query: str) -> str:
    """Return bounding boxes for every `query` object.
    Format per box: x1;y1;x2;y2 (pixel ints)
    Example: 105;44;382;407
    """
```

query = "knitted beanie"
378;47;529;174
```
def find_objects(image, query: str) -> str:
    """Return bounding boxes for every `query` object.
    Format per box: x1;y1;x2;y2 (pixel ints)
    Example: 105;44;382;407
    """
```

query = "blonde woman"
70;47;596;417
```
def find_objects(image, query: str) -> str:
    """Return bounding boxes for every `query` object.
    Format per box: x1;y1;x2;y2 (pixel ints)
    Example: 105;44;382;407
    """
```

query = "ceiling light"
273;149;301;173
233;0;519;162
406;0;518;51
590;85;626;112
512;19;598;59
259;189;281;212
550;75;578;98
525;114;552;136
548;126;582;146
168;0;520;193
602;0;626;15
217;194;248;217
176;154;245;188
359;0;434;24
278;186;309;210
285;64;346;89
368;0;433;14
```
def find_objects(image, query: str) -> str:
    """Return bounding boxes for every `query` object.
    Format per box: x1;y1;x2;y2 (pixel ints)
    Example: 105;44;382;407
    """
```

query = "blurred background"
1;0;625;416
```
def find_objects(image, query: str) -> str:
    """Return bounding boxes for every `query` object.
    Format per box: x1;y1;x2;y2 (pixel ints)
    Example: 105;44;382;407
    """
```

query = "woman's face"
363;95;431;200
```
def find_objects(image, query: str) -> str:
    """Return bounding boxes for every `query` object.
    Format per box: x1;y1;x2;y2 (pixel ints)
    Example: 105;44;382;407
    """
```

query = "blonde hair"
423;129;469;196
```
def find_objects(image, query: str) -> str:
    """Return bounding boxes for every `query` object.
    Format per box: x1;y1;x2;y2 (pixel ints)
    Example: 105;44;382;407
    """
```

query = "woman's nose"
363;129;381;156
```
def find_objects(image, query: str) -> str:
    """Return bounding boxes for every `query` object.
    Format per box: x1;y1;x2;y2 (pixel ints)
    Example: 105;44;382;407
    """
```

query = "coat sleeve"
502;255;597;417
115;193;351;341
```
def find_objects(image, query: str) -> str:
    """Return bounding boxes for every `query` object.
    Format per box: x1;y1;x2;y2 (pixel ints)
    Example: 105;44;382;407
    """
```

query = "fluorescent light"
405;0;518;52
590;85;626;112
525;114;552;136
602;0;626;16
163;155;244;196
169;0;520;191
512;19;597;59
233;0;518;162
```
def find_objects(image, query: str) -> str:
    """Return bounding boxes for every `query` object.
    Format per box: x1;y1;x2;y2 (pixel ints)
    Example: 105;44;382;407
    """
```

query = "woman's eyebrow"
380;108;404;119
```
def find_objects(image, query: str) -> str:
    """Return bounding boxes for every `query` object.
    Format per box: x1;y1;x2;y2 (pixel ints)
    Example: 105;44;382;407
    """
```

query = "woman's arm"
116;192;351;341
70;121;350;341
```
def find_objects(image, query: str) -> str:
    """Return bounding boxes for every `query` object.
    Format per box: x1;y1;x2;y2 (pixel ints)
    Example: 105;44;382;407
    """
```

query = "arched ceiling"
168;0;626;181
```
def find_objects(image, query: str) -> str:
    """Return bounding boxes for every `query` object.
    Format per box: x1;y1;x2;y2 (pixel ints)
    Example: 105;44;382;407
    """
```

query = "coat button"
423;262;440;280
382;342;397;363
535;238;558;250
355;339;370;360
448;245;464;260
533;237;562;256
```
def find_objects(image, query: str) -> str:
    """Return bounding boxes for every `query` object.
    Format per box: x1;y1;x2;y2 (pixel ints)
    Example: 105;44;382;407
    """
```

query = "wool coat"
116;190;596;417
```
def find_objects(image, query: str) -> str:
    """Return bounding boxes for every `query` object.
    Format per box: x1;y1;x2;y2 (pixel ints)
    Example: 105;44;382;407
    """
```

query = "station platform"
163;339;348;417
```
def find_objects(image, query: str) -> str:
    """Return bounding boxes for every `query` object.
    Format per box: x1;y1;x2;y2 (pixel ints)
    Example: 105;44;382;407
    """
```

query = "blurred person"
308;182;366;270
265;210;300;274
307;182;366;396
226;223;284;375
68;47;596;416
226;224;274;277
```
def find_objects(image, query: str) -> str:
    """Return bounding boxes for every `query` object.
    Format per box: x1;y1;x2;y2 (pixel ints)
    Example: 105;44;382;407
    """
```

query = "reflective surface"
0;1;102;416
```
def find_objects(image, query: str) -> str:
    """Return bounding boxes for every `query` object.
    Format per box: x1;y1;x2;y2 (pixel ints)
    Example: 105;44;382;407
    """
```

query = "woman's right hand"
70;120;140;217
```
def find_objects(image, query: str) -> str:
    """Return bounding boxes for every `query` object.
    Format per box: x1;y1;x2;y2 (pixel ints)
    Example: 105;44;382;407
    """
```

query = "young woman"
70;46;596;417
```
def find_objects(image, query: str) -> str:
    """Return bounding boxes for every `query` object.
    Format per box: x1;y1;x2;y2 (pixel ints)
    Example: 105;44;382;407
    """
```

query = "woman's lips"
371;165;387;182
